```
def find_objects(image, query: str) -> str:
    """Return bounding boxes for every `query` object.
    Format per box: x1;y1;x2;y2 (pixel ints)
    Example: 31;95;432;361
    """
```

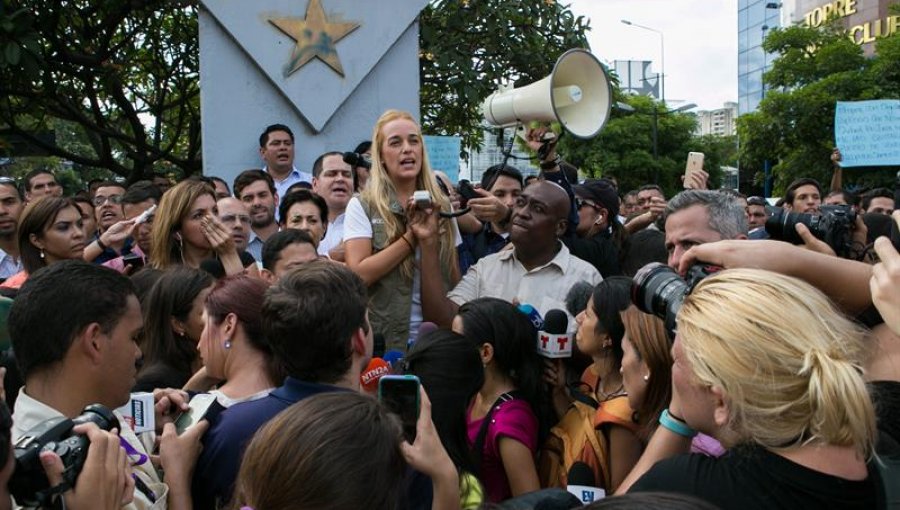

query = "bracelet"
95;238;108;251
659;409;697;438
399;234;415;252
540;156;561;170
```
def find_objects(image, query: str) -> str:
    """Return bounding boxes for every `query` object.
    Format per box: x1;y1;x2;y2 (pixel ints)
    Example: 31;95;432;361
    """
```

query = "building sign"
788;0;899;46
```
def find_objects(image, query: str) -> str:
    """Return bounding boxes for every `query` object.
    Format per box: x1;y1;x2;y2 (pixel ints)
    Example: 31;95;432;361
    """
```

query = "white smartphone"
684;152;705;189
174;393;217;435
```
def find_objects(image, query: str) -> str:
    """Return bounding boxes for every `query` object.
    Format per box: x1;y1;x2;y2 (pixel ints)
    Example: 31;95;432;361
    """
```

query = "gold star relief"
268;0;360;77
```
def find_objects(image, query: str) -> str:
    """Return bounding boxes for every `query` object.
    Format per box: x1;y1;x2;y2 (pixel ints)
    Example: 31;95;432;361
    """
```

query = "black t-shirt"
563;231;621;278
630;444;879;510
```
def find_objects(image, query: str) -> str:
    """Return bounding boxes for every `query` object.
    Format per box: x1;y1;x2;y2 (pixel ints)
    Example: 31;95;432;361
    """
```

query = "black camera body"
765;204;856;257
10;404;118;507
632;262;720;341
342;151;371;170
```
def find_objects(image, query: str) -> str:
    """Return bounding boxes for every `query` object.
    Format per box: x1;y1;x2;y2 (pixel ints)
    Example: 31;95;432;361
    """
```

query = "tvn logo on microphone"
361;363;390;386
537;332;572;358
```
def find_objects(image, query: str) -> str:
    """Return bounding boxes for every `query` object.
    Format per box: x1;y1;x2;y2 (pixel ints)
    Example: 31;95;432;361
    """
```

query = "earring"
39;249;45;259
642;374;650;382
224;339;232;349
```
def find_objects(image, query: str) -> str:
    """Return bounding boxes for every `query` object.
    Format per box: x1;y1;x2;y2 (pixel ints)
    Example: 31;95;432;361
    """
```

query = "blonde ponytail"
677;268;876;458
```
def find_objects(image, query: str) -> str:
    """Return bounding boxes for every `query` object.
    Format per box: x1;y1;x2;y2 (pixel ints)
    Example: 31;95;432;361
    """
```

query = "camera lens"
765;209;814;245
75;404;118;431
632;262;689;339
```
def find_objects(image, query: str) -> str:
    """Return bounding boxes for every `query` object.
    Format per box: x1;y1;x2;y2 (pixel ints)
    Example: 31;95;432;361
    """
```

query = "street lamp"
621;19;665;104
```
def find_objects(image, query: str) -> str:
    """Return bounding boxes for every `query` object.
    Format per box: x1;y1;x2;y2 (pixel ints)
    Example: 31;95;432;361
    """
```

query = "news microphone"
373;333;386;358
538;309;572;358
383;350;404;369
566;461;605;504
517;303;544;330
565;281;594;317
360;358;391;393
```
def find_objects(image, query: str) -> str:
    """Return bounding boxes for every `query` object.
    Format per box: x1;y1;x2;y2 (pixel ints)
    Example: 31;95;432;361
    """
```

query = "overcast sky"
567;0;738;111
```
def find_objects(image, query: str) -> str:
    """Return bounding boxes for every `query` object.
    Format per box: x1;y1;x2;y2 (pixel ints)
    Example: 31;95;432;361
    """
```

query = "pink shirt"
467;398;538;503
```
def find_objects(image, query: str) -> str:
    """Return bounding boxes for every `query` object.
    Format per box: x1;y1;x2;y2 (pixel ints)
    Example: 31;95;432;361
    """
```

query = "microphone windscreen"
360;358;391;393
567;461;595;488
543;309;569;335
383;350;404;368
565;281;594;317
373;333;386;358
517;304;544;330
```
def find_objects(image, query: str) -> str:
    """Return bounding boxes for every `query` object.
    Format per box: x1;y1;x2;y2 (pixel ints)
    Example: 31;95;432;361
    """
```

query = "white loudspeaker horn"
481;49;612;139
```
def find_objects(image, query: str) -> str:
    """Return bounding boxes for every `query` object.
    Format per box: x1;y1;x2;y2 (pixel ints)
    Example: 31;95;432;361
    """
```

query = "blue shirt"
191;377;344;508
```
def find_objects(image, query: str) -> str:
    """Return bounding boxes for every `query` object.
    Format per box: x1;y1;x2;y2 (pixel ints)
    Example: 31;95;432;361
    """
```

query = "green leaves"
739;20;899;194
419;0;590;154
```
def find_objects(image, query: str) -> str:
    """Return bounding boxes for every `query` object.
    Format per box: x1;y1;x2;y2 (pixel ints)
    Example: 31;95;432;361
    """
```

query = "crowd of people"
0;110;895;510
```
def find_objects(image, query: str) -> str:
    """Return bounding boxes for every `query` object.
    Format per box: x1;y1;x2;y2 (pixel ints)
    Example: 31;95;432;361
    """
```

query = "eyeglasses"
92;194;124;206
575;197;600;210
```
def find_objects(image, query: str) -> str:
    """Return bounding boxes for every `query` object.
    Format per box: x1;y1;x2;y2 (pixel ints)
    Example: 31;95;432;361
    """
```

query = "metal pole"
652;109;659;184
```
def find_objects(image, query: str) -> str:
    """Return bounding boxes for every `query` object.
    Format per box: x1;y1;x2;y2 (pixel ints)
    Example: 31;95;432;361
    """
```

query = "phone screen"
174;393;217;435
378;375;420;442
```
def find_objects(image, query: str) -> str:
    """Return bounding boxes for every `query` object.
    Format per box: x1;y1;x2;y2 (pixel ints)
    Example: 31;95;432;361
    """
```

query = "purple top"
467;398;538;503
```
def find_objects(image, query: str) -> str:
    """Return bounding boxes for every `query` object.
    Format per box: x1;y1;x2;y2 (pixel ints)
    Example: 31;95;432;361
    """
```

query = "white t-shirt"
344;197;461;343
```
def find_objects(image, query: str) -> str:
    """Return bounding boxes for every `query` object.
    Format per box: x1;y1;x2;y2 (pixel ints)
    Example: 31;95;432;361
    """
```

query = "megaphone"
481;49;612;139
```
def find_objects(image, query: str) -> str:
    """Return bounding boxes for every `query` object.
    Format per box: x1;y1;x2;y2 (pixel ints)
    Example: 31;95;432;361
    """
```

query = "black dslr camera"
10;404;118;507
632;262;720;341
342;151;371;170
765;204;857;258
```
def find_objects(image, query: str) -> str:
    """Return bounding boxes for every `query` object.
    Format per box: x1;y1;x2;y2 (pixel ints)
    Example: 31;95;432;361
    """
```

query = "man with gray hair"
664;189;748;269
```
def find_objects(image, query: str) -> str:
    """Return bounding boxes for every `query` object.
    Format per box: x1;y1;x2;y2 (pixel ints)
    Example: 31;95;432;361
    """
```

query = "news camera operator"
618;268;879;509
7;261;206;509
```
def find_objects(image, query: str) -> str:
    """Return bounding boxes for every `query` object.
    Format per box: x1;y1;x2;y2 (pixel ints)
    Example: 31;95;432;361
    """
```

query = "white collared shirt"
264;165;314;201
448;241;601;320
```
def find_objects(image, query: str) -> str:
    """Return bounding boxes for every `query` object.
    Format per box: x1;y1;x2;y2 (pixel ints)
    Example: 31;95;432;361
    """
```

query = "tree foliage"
557;94;731;197
0;0;200;183
0;0;590;181
737;19;900;196
419;0;590;153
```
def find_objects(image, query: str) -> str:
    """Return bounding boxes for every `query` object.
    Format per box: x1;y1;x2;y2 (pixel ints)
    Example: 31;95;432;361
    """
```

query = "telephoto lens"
631;263;690;341
632;262;721;341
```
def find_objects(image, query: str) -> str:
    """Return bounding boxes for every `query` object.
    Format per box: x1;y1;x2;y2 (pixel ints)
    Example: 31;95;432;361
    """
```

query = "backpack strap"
473;390;523;476
568;382;599;409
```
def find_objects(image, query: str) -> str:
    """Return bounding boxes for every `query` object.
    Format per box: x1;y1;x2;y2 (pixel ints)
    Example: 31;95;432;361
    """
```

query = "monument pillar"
198;0;430;184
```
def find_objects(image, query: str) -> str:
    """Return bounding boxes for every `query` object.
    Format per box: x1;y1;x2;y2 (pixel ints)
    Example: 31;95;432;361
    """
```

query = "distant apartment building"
696;102;738;136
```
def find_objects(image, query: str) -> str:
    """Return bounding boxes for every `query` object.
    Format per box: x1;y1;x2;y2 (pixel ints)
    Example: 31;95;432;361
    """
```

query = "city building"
739;0;899;115
696;102;738;136
738;1;782;115
782;0;899;54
